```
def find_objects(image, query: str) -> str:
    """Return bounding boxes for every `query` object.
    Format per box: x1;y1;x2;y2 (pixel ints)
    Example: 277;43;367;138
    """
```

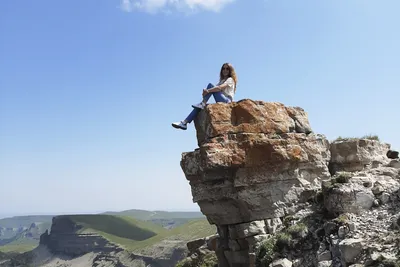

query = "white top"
217;77;235;101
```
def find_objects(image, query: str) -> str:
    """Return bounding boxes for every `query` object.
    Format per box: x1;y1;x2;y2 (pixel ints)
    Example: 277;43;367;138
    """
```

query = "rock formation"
179;99;400;267
40;216;122;256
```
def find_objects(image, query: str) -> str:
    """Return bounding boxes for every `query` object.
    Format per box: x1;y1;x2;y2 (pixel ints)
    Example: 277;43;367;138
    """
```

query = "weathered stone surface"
194;100;312;146
229;220;266;239
182;132;330;225
323;182;374;216
389;159;400;169
224;249;249;265
323;168;400;216
187;238;206;253
181;101;332;267
318;250;332;262
330;139;390;173
318;261;332;267
339;238;363;264
270;258;293;267
265;218;282;234
236;234;269;252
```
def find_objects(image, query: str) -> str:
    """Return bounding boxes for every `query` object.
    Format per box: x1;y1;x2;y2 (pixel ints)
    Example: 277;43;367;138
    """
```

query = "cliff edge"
180;99;400;267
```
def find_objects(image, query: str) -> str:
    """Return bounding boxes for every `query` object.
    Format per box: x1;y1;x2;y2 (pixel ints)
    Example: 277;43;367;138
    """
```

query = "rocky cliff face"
180;99;400;267
40;216;122;257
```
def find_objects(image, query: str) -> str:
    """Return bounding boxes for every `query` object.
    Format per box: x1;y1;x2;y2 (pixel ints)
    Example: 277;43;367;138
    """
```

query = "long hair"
219;63;238;93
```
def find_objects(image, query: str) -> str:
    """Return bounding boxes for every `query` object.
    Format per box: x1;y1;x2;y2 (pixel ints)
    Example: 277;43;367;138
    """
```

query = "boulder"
339;238;363;265
330;139;390;174
181;100;330;266
194;99;312;146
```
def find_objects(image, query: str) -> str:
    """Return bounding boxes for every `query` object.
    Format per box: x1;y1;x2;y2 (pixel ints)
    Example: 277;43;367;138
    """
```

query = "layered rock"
180;100;331;267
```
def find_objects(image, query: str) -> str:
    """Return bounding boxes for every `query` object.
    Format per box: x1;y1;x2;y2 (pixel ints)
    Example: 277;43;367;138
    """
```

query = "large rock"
180;100;331;266
181;131;330;225
339;238;364;265
194;99;312;146
330;139;390;174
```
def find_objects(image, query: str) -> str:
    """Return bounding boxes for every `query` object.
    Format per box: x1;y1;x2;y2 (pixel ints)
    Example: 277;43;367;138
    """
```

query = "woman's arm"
206;83;229;93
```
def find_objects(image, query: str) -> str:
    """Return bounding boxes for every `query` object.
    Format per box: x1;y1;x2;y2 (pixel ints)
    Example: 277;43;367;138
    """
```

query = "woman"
172;63;238;130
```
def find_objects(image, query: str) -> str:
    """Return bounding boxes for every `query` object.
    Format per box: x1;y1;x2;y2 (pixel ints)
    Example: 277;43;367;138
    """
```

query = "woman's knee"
207;83;214;89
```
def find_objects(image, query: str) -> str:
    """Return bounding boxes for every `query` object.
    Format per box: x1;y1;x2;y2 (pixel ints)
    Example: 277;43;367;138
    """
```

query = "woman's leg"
211;92;231;103
171;83;218;130
184;91;230;124
201;83;215;104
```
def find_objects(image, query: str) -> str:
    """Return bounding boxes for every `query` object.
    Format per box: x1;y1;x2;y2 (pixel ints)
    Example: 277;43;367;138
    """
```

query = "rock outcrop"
181;100;331;266
180;99;400;267
40;216;122;257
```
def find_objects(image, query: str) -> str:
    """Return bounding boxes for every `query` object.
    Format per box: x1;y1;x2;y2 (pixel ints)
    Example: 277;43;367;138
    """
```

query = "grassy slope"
0;243;37;253
67;215;166;241
103;209;205;220
68;215;216;252
98;219;216;252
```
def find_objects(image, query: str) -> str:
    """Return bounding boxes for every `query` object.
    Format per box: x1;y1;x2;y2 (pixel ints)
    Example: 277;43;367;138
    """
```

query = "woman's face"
222;65;230;78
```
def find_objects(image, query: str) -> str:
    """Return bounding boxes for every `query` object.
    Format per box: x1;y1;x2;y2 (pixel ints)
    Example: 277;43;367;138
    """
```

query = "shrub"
275;232;292;250
333;134;380;142
335;172;352;183
333;214;349;225
176;253;218;267
256;237;276;267
287;223;308;238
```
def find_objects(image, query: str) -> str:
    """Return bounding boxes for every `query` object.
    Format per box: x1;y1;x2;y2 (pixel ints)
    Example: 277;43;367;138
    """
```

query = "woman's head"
219;63;238;92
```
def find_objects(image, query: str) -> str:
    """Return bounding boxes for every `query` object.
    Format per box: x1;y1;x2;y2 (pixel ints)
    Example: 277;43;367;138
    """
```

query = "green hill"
64;215;216;252
103;209;205;229
66;215;166;241
103;209;202;220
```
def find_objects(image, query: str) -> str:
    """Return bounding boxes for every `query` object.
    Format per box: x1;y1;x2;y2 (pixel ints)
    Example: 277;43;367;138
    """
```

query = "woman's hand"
202;89;209;97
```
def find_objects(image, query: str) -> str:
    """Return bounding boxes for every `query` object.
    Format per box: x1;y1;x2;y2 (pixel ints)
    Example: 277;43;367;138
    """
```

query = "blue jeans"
184;83;231;123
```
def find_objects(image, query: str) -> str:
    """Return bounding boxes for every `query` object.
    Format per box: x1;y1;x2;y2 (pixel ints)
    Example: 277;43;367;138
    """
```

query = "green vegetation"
335;172;352;184
63;215;216;252
101;218;216;252
176;253;218;267
333;134;380;142
323;172;352;192
256;222;309;266
286;223;307;238
333;214;349;225
103;209;204;220
282;215;294;227
0;243;37;253
67;215;163;241
256;237;276;267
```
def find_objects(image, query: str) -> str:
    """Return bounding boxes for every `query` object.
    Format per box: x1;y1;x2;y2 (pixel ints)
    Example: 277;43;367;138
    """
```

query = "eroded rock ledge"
181;99;331;266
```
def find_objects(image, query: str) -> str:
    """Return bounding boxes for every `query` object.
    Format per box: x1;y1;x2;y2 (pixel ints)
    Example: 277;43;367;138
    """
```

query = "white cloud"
119;0;235;14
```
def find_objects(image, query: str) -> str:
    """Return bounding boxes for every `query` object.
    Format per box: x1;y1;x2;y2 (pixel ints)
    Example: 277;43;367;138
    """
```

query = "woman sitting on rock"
172;62;238;130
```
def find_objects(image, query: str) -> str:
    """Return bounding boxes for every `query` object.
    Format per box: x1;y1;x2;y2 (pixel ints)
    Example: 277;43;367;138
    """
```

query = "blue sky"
0;0;399;216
